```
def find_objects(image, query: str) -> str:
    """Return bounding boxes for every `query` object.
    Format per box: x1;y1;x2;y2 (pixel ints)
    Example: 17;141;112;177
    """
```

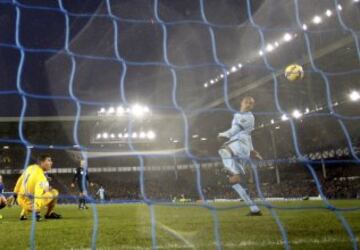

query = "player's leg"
82;191;88;209
42;189;62;219
230;175;261;215
77;182;84;209
80;182;89;209
78;193;83;209
17;196;32;220
219;142;261;215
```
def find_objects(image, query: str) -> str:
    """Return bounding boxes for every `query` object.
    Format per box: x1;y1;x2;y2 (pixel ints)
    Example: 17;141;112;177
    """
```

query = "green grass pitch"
0;200;359;249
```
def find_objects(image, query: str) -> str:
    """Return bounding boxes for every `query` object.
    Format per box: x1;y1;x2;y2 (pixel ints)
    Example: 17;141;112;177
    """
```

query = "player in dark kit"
0;175;7;211
71;160;93;209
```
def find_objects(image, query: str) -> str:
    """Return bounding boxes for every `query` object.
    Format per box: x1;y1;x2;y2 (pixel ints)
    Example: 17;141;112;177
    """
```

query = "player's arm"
71;169;78;188
218;114;241;138
7;173;24;206
248;132;262;160
86;171;94;187
219;114;254;138
250;150;263;160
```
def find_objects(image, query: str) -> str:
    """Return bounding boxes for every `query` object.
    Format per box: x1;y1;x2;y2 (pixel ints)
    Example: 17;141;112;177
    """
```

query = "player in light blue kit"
218;96;262;216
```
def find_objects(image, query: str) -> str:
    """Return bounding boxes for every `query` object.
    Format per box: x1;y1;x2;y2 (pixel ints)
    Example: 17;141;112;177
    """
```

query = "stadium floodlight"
275;126;280;130
325;10;332;17
124;133;129;138
210;80;215;84
99;107;106;114
147;130;156;140
312;16;322;24
231;66;237;72
139;132;146;138
220;74;224;78
96;133;101;139
102;132;109;139
110;133;115;139
192;134;199;138
204;83;208;88
131;104;146;118
349;90;360;101
173;139;179;143
108;107;115;114
302;24;308;30
132;132;138;138
270;119;275;124
259;50;264;56
200;137;207;141
274;42;280;47
292;109;303;119
355;0;360;3
143;106;150;113
266;44;274;52
281;114;289;121
118;133;123;138
283;33;292;42
337;4;342;10
116;106;124;115
305;108;310;114
238;63;242;68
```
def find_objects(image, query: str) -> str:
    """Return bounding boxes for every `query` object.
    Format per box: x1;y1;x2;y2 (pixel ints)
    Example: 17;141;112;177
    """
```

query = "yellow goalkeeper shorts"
17;189;59;211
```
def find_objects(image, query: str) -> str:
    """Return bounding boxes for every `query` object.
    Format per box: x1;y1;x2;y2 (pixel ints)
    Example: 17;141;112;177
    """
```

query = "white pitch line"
67;237;359;250
157;222;195;249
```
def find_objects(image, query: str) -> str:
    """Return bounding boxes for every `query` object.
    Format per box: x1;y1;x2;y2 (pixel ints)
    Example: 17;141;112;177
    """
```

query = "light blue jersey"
222;112;254;142
219;112;255;174
222;112;254;153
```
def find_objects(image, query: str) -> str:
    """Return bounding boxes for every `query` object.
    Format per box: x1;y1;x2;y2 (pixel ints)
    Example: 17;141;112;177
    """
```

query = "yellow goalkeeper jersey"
14;164;50;210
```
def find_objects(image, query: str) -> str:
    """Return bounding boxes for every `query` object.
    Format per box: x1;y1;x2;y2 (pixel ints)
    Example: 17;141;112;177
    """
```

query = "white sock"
232;184;260;213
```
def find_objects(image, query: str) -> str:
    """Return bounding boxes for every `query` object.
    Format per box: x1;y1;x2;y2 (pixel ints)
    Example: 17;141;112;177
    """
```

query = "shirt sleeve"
222;114;254;138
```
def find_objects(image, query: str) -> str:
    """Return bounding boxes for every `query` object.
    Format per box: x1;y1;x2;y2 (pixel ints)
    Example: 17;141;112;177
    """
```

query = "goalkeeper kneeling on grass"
7;154;62;221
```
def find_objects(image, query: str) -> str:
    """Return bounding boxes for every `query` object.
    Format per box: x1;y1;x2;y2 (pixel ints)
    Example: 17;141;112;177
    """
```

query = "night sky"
0;0;267;117
0;0;358;159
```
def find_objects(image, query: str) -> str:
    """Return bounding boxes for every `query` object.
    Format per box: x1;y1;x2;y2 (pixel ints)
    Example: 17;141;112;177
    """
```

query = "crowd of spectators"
1;161;359;202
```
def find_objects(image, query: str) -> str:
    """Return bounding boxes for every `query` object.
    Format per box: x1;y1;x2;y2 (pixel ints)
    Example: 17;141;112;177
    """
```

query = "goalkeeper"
8;154;61;221
218;96;262;216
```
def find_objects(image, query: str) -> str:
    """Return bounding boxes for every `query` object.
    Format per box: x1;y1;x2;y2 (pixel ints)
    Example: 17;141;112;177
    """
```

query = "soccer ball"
284;64;304;81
